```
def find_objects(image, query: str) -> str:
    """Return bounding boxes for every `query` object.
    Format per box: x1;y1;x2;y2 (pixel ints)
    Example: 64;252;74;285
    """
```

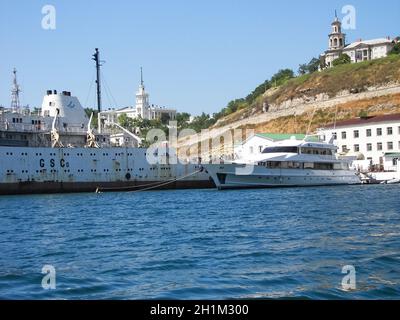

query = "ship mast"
11;68;21;113
92;48;102;113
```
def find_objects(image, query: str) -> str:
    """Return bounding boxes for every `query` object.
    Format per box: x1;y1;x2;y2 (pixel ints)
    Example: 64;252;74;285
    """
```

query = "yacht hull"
204;163;361;190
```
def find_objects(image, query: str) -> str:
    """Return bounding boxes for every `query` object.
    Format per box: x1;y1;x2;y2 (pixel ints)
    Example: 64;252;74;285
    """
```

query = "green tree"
270;69;295;87
160;113;171;125
299;58;321;75
246;80;271;103
307;58;321;73
298;63;308;75
332;53;351;67
389;42;400;55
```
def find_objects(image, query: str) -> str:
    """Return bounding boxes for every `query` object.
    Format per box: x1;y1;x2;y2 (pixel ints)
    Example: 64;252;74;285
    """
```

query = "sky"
0;0;399;115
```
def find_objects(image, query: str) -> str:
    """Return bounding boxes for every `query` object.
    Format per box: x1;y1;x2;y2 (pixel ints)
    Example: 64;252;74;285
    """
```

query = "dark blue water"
0;185;399;300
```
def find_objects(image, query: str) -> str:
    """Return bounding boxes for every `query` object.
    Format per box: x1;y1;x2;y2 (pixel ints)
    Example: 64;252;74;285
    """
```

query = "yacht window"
267;161;281;169
262;146;298;154
287;162;302;169
333;163;342;170
304;162;314;169
280;162;289;169
314;163;334;170
301;148;332;156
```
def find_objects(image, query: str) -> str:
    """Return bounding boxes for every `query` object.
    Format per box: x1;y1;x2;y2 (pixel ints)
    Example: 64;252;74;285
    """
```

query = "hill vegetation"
214;54;400;129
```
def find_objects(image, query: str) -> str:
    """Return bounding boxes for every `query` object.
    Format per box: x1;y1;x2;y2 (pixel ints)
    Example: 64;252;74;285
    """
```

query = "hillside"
177;55;400;153
243;93;400;134
214;55;400;129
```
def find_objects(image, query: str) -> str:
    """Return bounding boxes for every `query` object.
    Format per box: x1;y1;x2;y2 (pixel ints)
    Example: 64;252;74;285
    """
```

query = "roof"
255;133;319;142
324;114;400;129
344;38;393;50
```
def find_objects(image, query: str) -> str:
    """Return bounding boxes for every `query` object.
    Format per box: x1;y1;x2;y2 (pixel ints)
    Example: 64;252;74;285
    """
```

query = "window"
377;128;382;136
398;127;400;135
354;144;360;152
367;143;372;151
341;132;347;139
342;145;348;153
387;142;393;150
304;162;314;169
377;142;383;151
332;132;337;140
249;147;254;154
262;146;298;154
258;146;263;153
366;129;372;137
354;130;359;138
314;163;334;170
387;127;393;135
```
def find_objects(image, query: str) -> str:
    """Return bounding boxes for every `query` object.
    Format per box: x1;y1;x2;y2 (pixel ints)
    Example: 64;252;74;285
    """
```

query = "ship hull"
0;179;214;195
0;146;214;195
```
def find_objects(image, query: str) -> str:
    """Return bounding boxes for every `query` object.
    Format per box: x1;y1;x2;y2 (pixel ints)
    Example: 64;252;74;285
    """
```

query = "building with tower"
100;69;177;126
321;14;396;68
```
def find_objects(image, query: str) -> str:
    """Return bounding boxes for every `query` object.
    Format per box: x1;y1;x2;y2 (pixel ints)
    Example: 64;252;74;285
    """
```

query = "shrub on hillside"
332;54;351;67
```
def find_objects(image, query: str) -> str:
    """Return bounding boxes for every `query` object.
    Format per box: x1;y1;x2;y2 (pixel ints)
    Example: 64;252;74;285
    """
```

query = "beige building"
321;16;396;68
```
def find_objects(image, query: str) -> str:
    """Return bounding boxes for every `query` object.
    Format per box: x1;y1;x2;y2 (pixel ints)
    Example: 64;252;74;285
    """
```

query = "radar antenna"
11;68;21;113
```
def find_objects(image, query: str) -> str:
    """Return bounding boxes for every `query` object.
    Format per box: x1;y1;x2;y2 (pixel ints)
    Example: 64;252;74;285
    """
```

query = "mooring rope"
95;169;203;193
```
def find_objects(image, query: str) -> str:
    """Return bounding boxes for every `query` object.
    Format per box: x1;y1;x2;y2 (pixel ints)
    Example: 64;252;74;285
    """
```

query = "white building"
321;16;396;68
100;70;176;125
318;114;400;172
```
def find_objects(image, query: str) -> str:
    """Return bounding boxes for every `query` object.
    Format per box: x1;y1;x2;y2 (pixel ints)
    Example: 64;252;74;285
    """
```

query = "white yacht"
204;137;361;189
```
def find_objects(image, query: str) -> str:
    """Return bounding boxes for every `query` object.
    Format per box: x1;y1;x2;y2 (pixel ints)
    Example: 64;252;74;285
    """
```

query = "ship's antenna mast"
11;68;21;112
92;48;102;113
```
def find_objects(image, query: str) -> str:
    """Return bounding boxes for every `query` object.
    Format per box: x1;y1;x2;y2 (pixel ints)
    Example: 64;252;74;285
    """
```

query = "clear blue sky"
0;0;399;115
